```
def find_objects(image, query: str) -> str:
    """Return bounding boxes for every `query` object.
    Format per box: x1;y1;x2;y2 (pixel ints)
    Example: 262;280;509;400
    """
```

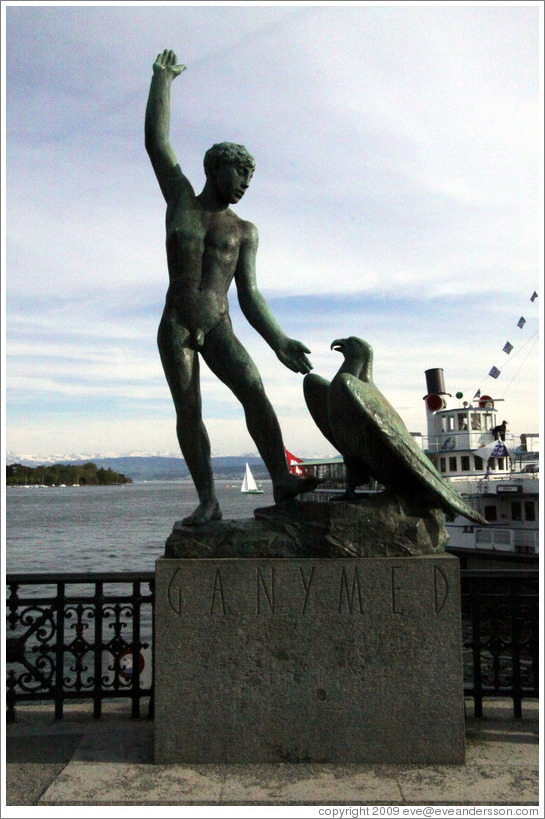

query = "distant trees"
6;462;132;486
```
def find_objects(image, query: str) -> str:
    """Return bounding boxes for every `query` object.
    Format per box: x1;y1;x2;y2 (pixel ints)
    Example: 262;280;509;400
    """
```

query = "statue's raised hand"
153;49;186;79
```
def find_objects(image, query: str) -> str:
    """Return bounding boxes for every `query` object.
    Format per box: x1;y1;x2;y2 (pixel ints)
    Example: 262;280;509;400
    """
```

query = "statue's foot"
182;500;222;526
273;473;320;503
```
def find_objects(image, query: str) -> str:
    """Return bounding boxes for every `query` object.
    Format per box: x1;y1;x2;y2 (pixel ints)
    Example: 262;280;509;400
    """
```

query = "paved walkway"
3;699;540;809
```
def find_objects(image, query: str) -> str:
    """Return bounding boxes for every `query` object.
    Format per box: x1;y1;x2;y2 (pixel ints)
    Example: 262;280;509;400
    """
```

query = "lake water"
6;479;275;574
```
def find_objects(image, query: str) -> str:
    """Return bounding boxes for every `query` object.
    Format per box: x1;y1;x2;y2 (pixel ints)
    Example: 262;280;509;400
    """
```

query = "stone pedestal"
154;553;465;764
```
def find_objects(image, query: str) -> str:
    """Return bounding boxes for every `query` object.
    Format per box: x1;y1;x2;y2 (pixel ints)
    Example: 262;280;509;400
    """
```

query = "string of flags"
484;291;538;382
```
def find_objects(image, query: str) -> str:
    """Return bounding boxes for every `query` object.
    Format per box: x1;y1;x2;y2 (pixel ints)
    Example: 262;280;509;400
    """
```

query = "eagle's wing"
337;373;487;524
303;373;340;453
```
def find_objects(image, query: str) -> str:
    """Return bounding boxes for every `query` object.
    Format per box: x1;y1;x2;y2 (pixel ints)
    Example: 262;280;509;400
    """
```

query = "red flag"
285;448;303;475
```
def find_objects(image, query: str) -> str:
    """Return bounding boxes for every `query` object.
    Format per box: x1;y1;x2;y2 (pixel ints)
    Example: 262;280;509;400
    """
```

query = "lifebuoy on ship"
426;394;444;412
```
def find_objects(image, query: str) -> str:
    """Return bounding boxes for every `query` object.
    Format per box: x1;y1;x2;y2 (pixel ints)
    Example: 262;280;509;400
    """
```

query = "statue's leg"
202;319;319;502
157;313;221;524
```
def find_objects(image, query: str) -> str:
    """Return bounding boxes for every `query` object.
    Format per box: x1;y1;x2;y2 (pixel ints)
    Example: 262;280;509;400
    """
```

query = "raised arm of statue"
235;223;313;375
145;49;189;203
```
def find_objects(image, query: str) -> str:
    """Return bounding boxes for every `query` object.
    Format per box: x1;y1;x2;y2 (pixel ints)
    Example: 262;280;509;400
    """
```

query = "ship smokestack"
424;368;449;412
425;368;446;396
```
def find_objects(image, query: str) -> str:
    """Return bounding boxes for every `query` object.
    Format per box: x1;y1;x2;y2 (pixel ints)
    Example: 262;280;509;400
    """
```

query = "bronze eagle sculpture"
303;337;487;525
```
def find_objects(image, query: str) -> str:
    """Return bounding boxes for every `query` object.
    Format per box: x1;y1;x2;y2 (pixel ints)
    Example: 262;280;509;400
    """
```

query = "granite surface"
154;554;465;764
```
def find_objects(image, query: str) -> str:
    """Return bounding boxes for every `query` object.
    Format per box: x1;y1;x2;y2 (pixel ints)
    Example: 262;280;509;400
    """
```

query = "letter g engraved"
167;568;184;615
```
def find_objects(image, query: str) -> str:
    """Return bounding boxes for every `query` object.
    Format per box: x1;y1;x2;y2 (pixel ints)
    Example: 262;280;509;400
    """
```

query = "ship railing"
473;527;539;554
423;431;518;453
475;527;514;551
443;472;539;495
513;529;540;554
447;476;491;494
6;569;538;720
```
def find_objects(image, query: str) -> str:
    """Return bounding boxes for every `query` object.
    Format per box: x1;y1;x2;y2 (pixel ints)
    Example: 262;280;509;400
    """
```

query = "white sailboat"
240;462;264;494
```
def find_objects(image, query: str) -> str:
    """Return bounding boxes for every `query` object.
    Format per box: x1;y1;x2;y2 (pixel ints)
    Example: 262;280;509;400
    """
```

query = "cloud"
8;281;539;458
4;3;541;458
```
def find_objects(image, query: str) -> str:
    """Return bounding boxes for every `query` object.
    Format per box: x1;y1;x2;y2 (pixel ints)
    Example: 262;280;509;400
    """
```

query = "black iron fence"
6;573;154;721
5;569;538;720
461;569;539;718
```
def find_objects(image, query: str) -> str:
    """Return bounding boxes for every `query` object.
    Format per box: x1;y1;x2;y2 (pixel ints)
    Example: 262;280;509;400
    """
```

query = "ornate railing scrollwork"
461;569;539;718
5;573;154;720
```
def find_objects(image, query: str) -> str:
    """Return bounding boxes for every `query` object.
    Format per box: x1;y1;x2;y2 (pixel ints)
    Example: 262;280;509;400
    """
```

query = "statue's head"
203;142;256;178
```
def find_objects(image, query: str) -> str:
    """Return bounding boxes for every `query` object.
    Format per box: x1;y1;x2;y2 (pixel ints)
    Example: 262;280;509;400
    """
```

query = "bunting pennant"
471;289;536;399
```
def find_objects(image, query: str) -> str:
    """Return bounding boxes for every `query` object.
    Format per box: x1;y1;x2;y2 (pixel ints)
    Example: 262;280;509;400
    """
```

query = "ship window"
440;458;446;473
488;459;496;470
482;414;493;431
461;456;470;471
524;502;536;522
458;414;468;431
484;505;497;521
497;458;505;470
471;414;481;430
475;456;484;470
449;456;457;472
511;501;522;521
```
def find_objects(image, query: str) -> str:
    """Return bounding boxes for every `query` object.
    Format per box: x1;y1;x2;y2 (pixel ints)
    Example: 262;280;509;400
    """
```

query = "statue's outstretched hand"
276;338;313;374
153;49;186;79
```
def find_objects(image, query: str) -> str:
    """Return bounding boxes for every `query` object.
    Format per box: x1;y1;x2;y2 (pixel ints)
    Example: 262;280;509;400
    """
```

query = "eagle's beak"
331;339;345;352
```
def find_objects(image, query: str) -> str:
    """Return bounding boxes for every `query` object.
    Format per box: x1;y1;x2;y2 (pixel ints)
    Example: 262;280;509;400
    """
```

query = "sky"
2;1;543;461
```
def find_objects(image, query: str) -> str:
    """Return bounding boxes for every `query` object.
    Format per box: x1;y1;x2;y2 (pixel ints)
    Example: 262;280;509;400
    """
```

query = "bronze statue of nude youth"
145;49;318;524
